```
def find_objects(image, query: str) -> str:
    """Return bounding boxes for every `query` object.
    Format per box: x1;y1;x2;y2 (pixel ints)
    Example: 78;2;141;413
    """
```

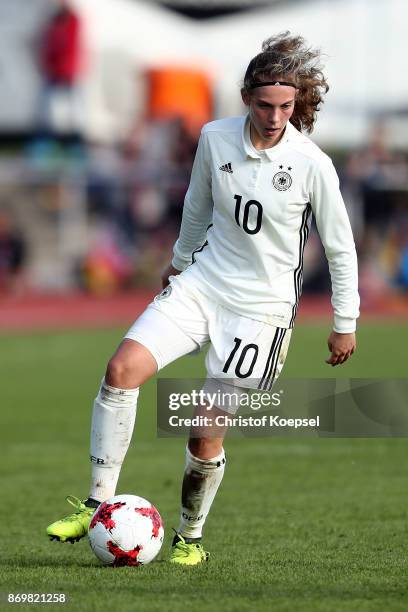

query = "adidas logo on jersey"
219;162;233;173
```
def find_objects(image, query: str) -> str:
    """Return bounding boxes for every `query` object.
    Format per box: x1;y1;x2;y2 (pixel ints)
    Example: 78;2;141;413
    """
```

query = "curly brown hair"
242;32;329;133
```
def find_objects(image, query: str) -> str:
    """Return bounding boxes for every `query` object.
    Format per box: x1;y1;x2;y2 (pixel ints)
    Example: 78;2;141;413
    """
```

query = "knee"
105;340;157;389
188;438;224;461
106;355;135;388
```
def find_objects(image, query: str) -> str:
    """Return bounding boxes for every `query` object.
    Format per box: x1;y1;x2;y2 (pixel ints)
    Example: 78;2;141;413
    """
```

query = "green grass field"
1;322;408;611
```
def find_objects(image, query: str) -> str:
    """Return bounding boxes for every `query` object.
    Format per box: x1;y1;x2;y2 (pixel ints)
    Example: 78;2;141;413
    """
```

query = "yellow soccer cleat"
169;531;209;566
46;495;98;543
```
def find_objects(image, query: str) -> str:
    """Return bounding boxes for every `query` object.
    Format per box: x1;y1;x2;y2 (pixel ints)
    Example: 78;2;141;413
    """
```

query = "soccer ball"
88;494;164;566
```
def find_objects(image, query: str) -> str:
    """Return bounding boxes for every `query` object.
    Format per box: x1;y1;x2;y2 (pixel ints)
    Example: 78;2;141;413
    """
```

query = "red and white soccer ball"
88;494;164;567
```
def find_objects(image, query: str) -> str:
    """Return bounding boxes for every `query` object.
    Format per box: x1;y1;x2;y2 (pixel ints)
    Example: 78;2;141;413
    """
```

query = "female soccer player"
47;32;359;565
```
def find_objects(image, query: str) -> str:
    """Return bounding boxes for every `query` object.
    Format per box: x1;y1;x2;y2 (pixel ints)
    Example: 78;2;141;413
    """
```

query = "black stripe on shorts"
258;327;285;390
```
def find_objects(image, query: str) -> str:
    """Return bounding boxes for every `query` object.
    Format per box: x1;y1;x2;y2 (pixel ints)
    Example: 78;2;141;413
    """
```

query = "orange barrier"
146;67;213;136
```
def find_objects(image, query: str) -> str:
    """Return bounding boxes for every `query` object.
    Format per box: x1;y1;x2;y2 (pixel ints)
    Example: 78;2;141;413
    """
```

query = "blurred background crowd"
0;0;407;314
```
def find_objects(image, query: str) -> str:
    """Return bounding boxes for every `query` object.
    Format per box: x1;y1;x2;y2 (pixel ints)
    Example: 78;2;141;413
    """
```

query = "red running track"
0;291;406;332
0;291;155;332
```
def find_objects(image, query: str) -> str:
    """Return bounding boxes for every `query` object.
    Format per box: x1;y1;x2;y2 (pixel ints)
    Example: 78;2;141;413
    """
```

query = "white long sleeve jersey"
172;115;360;332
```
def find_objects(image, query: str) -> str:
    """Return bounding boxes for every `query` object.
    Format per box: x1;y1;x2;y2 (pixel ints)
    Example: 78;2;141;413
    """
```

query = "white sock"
88;379;139;502
177;447;226;539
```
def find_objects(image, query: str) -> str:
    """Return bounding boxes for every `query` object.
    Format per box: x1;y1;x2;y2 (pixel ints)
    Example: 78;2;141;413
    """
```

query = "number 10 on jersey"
234;194;263;235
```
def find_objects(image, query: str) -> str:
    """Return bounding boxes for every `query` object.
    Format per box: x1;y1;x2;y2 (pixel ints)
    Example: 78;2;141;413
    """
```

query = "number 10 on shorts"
222;337;259;379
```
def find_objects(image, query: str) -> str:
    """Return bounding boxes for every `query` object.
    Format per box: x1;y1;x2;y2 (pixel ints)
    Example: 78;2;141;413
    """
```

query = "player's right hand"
161;263;182;289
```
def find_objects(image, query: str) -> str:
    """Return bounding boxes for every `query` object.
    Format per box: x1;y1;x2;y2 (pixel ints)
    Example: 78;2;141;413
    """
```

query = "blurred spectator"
81;227;133;296
123;115;191;166
344;124;408;300
36;0;84;135
123;115;197;238
345;125;407;230
380;215;408;291
0;212;27;295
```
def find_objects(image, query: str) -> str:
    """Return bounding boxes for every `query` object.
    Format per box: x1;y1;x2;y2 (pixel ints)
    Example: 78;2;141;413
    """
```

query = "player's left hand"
325;331;356;366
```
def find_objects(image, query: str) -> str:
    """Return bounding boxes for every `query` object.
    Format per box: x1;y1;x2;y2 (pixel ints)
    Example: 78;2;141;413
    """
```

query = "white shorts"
125;274;292;395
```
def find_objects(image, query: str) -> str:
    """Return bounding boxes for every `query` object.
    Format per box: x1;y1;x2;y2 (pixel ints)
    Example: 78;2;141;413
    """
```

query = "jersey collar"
242;114;294;161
